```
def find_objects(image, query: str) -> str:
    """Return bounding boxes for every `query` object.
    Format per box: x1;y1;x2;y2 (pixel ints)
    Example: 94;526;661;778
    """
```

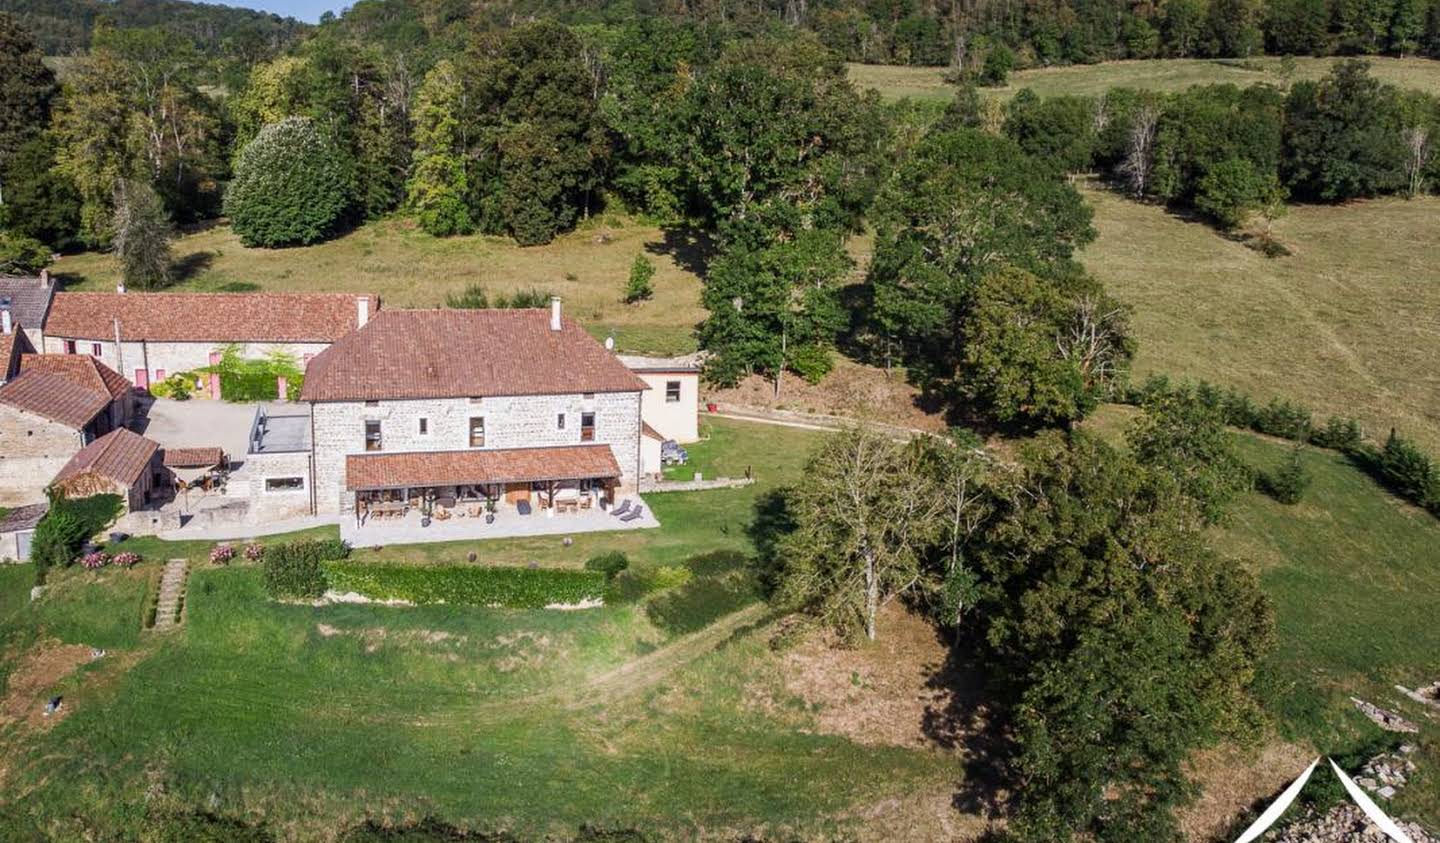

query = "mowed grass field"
54;213;709;357
1081;184;1440;453
849;55;1440;101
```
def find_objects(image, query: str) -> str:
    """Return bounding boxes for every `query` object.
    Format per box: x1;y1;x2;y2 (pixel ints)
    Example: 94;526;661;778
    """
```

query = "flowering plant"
243;543;265;562
80;551;110;569
111;552;141;567
210;544;235;565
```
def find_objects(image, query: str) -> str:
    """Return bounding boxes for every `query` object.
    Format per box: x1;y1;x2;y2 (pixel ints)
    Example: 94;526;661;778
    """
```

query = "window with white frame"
265;477;304;492
665;380;681;402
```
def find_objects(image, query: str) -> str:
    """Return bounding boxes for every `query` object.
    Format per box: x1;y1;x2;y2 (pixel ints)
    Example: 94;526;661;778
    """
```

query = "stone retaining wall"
640;476;755;493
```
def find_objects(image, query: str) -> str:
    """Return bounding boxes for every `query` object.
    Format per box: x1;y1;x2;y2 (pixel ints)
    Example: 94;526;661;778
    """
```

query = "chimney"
39;269;49;286
550;296;562;332
357;296;370;328
604;335;614;351
1;309;11;336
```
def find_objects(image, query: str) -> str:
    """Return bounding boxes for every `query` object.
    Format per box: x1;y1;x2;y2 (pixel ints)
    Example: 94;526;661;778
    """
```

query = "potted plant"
485;499;496;525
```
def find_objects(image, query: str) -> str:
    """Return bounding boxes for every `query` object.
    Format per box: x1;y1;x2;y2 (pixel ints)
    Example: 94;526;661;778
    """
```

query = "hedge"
323;563;605;609
263;538;350;599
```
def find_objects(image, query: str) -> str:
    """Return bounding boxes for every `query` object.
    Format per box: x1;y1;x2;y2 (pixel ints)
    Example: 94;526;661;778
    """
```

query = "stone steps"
153;559;189;631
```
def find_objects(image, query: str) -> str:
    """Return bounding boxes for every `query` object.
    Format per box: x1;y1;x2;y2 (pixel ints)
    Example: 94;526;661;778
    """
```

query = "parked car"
661;440;689;466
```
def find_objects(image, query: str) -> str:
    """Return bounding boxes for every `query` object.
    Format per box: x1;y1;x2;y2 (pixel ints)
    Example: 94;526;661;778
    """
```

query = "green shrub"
583;551;629;580
623;254;655;304
1309;415;1363;451
263;539;348;599
225;116;353;248
1253;398;1312;440
149;371;196;400
1260;447;1310;505
1376;429;1439;509
30;509;87;583
323;563;605;608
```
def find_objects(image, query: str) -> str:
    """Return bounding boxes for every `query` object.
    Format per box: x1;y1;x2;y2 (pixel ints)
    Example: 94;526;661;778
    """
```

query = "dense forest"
0;0;309;58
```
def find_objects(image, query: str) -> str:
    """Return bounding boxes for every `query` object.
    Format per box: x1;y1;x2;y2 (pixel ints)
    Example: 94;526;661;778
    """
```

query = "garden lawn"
52;212;708;357
1083;184;1440;453
0;557;954;840
849;55;1440;102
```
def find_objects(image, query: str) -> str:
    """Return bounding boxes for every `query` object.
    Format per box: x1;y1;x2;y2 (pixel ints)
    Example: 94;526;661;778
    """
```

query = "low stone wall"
640;476;755;493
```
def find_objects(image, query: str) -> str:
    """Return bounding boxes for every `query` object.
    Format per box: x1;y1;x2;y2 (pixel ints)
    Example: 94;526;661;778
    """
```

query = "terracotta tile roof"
0;370;111;428
162;447;225;468
0;330;22;380
0;274;57;331
345;444;622;491
46;292;379;343
53;428;159;489
642;421;664;441
0;502;48;533
18;354;131;401
302;309;648;402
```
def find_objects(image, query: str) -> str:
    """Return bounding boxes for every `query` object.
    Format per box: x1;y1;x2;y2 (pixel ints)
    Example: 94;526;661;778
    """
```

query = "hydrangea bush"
210;544;235;565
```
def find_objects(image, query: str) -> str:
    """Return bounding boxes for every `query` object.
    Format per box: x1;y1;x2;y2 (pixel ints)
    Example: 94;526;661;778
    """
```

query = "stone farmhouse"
0;353;137;505
299;301;650;521
42;290;378;394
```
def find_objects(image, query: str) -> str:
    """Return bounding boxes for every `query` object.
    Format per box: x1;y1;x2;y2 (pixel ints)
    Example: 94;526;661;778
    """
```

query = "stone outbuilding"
50;428;164;514
0;355;136;506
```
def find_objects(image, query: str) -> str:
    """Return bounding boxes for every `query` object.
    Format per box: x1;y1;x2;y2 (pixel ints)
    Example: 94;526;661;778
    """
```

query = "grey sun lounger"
611;499;632;518
619;505;644;523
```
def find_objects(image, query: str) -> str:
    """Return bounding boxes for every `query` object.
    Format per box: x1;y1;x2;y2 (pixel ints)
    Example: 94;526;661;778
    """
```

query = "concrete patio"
339;496;660;547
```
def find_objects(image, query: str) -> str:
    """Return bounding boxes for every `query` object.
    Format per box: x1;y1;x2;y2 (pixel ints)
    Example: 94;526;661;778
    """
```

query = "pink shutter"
134;369;149;390
208;352;221;399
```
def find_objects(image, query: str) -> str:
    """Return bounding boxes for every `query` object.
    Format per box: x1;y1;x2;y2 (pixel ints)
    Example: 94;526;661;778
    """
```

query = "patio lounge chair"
619;505;645;523
611;499;632;518
517;499;532;516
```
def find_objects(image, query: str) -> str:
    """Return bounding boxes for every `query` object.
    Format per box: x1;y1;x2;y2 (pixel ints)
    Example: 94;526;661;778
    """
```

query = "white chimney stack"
550;296;562;332
1;310;11;335
604;336;614;351
39;269;49;285
357;296;370;328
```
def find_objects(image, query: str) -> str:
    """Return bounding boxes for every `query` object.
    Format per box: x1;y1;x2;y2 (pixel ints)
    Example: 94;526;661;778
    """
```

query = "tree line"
988;59;1439;233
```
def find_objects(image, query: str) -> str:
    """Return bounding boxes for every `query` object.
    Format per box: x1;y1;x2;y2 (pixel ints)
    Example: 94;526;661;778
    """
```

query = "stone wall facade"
310;390;643;516
233;450;314;521
40;337;332;392
0;405;85;505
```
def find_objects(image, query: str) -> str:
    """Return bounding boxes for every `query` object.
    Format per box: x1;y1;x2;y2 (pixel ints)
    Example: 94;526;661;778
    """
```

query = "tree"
461;21;609;245
1283;61;1408;200
1195;156;1286;228
1402;124;1432;196
1261;445;1311;504
865;128;1096;407
0;230;52;275
1126;390;1253;525
406;59;472;237
1118;101;1160;196
225;117;353;248
112;180;173;290
768;429;949;641
0;13;56;211
697;227;851;393
1;136;81;248
974;432;1274;842
624;253;656;304
1004;91;1098;175
51;27;224;239
958;268;1130;427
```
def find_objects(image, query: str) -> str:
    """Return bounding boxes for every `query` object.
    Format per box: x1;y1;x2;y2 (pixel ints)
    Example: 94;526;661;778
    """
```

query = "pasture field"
1081;184;1440;453
848;55;1440;102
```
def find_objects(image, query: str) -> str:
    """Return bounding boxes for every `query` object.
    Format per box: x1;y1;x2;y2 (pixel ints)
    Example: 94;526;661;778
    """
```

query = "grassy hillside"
54;214;708;357
1081;183;1440;453
850;55;1440;101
